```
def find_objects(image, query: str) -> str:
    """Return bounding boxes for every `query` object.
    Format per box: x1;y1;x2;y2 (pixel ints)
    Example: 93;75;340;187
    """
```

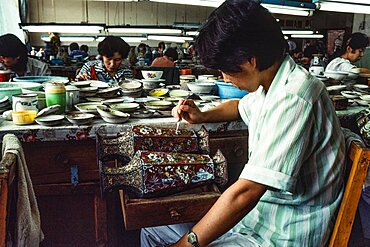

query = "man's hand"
172;99;204;124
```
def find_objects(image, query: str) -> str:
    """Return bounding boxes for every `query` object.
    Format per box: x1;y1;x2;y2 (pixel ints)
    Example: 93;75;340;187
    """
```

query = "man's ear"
347;46;355;54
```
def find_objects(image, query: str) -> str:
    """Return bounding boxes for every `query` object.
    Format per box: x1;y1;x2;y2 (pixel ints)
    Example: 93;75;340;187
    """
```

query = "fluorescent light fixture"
41;35;95;42
322;0;369;4
20;23;104;33
185;31;199;36
261;3;314;16
107;27;182;34
147;35;193;43
291;34;324;39
282;30;314;35
314;1;370;14
96;36;147;43
150;0;315;16
150;0;220;7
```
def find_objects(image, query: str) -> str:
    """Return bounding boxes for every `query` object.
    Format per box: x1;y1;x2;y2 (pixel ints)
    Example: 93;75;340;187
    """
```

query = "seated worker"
151;47;178;67
79;44;89;59
76;36;133;84
0;33;51;76
141;0;345;246
326;32;370;74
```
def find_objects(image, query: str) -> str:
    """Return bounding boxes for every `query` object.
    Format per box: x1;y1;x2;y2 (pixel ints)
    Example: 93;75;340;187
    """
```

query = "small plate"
326;85;347;91
102;97;135;105
71;81;92;87
96;105;130;119
75;102;101;114
148;88;169;97
35;114;65;126
66;111;95;125
36;105;61;117
144;100;173;110
359;95;370;102
353;84;370;90
109;102;140;112
340;91;362;99
169;89;190;98
89;80;110;89
354;99;370;106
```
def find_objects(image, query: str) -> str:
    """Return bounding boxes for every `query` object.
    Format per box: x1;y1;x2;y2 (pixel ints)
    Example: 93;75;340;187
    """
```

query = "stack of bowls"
120;81;143;98
179;75;196;90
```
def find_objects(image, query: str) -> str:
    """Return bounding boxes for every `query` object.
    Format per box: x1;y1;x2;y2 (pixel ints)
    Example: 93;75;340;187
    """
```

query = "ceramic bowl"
141;70;163;80
96;105;130;124
144;100;173;110
141;79;165;90
120;81;143;92
36;105;61;118
131;109;155;118
109;102;140;112
75;102;102;114
71;81;92;87
187;81;216;94
66;111;95;125
35;114;65;126
88;80;110;89
359;95;370;102
97;86;121;98
324;70;348;81
148;88;169;97
102;97;135;105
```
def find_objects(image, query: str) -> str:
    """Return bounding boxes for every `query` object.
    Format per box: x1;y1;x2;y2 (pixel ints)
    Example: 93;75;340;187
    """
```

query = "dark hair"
346;32;369;50
80;44;89;53
69;42;79;51
158;41;165;50
195;0;286;73
0;33;28;71
164;47;178;61
98;36;130;58
137;43;147;54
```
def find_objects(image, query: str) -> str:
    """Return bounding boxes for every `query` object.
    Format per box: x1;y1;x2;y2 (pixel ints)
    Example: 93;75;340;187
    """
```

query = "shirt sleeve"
78;62;92;78
239;92;314;193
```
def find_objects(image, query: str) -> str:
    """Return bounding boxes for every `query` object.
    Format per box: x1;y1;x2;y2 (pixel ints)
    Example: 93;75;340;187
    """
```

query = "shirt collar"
267;55;296;95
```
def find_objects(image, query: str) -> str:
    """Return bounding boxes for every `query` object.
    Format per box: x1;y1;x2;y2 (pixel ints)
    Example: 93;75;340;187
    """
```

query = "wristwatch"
187;230;200;247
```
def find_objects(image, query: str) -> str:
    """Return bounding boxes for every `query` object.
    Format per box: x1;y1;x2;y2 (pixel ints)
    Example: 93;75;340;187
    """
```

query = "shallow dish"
97;86;121;98
141;70;163;80
71;81;92;87
36;105;61;118
359;95;370;102
35;114;65;126
109;102;140;112
353;84;370;90
340;91;362;99
169;89;190;98
148;88;169;97
354;99;370;106
96;105;130;118
120;81;143;91
324;70;348;81
102;97;135;105
66;111;95;125
75;102;101;114
101;115;130;124
144;100;173;110
88;80;110;89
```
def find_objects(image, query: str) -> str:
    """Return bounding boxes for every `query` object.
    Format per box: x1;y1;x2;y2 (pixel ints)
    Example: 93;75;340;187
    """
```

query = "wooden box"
119;183;220;230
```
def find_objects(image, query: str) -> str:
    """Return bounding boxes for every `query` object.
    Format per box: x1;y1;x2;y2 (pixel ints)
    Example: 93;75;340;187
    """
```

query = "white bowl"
359;95;370;102
66;112;95;125
144;100;173;110
96;105;130;118
340;91;362;99
324;70;348;81
141;70;163;80
75;102;102;114
187;81;216;94
109;102;140;112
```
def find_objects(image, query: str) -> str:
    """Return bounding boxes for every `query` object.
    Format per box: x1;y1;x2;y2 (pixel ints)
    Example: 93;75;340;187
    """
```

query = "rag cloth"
2;134;44;246
342;128;370;239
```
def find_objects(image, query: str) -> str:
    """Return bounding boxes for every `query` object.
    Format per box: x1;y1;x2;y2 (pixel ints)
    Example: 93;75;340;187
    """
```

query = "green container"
45;82;66;114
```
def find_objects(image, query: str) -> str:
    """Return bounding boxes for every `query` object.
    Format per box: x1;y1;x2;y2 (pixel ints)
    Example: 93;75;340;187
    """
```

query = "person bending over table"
0;33;51;76
76;36;133;84
141;0;345;246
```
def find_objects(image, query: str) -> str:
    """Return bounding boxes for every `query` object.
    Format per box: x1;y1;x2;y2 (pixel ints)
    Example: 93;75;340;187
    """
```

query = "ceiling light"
282;30;314;35
107;26;182;34
291;34;324;39
96;36;147;43
185;31;199;36
150;0;315;16
314;0;370;14
20;23;105;33
41;35;96;42
147;35;193;43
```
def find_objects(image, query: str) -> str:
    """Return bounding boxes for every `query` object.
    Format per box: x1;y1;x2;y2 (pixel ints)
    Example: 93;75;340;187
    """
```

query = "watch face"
187;231;199;247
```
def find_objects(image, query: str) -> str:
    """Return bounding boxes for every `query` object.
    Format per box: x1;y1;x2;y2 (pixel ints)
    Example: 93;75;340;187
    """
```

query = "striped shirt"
325;57;356;72
233;55;345;246
78;60;133;84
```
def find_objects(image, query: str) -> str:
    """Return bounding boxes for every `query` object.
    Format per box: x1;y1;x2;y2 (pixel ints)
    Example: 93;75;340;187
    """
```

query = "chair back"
329;141;370;247
0;153;17;247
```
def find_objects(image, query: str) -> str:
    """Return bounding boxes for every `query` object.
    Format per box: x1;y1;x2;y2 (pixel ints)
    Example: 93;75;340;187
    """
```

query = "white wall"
352;13;370;36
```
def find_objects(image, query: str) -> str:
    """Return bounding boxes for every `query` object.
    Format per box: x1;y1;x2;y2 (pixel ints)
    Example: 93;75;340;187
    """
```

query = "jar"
45;82;66;114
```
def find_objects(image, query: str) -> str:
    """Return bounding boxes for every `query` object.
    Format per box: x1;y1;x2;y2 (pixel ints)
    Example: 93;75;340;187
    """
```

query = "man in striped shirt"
76;36;133;84
141;0;345;246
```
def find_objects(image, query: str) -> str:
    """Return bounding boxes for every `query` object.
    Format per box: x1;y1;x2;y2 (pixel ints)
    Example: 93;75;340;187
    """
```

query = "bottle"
45;82;66;114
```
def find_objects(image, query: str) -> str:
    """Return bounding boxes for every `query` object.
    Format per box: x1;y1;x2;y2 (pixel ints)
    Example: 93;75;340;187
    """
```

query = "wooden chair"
329;141;370;247
0;152;17;247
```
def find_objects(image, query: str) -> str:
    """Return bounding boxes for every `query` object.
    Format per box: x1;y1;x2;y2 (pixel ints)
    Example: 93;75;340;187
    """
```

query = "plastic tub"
13;76;69;84
215;81;248;99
